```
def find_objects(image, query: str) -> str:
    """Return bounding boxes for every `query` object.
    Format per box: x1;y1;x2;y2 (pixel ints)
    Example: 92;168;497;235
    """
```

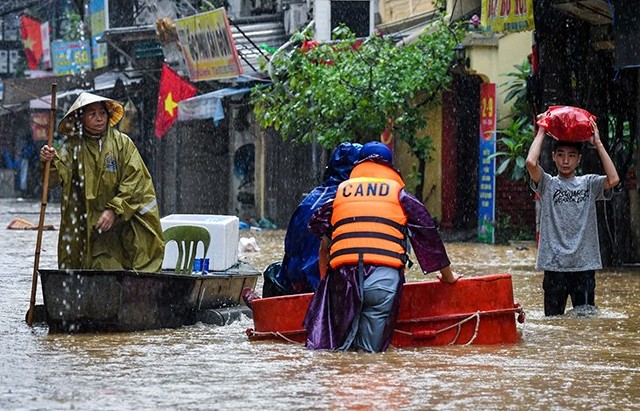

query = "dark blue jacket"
273;142;361;293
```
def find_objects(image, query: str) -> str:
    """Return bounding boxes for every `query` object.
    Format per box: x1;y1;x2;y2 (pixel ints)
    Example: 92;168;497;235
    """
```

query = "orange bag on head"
536;106;596;142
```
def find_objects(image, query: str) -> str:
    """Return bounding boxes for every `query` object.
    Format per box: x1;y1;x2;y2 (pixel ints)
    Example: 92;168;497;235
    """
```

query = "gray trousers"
340;266;400;352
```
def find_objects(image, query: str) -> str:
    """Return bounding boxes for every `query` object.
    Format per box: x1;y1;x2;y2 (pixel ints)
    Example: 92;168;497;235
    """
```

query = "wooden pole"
27;83;57;327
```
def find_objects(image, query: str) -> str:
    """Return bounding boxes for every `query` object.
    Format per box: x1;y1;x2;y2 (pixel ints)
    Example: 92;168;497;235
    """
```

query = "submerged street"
0;198;638;410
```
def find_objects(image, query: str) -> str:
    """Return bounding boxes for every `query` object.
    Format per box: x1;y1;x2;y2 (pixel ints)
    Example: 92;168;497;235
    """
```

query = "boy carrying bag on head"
526;108;620;316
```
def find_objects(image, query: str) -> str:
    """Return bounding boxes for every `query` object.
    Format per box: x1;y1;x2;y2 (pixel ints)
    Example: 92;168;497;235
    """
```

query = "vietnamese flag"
20;15;43;70
154;63;197;138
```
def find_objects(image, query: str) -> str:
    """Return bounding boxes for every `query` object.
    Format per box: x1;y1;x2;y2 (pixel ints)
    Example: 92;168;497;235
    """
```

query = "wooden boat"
246;273;525;347
38;262;259;333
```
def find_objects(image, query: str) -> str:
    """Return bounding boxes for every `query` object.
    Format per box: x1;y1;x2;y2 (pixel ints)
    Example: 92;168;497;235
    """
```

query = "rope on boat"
274;332;302;344
248;304;526;346
246;328;304;344
394;310;481;345
447;311;480;346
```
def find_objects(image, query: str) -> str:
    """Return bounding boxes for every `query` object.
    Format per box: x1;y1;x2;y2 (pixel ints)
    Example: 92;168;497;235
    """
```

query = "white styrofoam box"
161;214;239;272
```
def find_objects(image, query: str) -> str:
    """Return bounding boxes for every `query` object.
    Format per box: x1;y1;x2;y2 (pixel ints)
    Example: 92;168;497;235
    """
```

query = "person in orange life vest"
303;141;461;352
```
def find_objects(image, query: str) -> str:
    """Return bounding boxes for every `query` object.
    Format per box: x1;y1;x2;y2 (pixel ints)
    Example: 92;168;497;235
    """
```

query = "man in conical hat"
40;92;164;271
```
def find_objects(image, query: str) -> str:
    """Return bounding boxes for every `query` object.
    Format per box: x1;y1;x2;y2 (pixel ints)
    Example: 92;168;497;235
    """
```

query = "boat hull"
40;263;259;333
247;273;524;347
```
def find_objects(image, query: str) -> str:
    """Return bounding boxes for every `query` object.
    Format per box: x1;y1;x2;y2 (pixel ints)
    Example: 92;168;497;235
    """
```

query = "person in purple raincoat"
303;142;461;353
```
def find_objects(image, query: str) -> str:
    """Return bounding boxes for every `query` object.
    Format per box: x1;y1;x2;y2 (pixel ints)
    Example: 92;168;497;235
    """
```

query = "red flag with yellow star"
154;63;197;138
20;15;43;70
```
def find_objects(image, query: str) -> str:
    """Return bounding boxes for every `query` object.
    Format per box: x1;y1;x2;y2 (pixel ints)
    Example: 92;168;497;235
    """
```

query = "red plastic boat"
246;273;525;347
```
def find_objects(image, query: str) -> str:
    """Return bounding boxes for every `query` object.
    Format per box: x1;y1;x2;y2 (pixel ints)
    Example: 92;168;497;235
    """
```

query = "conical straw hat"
57;92;125;135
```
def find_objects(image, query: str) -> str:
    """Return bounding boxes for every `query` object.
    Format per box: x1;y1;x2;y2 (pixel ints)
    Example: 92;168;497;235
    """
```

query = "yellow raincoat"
50;126;164;271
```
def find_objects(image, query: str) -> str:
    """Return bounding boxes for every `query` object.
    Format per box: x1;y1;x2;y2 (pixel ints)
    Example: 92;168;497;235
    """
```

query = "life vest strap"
332;216;406;234
330;247;408;264
332;231;405;247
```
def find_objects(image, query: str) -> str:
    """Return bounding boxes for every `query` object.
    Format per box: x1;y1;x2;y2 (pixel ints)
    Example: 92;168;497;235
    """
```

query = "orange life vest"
330;174;408;269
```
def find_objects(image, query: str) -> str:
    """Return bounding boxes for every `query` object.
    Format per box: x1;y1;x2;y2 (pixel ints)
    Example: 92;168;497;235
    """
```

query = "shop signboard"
51;40;91;75
174;8;243;81
481;0;534;33
31;111;51;141
90;0;109;69
478;83;497;243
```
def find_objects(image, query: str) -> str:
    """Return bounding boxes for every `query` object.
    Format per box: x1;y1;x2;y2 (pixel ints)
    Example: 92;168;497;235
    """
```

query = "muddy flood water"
0;198;638;410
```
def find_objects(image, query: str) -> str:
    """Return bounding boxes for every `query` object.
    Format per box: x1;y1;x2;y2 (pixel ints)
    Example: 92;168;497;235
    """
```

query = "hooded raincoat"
265;142;362;295
50;93;164;271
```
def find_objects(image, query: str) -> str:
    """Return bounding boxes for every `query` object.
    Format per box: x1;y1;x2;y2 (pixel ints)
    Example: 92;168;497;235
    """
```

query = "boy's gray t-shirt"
531;172;611;271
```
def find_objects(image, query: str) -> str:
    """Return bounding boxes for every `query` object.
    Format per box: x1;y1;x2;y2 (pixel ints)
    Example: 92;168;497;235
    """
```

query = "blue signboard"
478;83;497;243
51;40;92;75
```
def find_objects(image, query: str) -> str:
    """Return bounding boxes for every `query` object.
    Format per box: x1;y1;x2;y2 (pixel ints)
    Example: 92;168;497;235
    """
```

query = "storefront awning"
28;71;143;110
93;71;142;91
552;0;612;25
29;89;87;110
178;87;253;124
2;73;96;105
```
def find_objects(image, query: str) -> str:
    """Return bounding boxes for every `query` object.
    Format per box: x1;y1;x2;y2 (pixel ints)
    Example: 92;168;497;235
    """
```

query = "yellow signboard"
481;0;534;33
174;8;243;81
90;0;108;69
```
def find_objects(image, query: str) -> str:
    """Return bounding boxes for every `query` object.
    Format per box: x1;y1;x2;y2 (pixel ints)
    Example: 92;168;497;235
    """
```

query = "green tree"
501;59;532;121
491;59;535;183
61;10;85;41
492;117;534;181
251;15;462;201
